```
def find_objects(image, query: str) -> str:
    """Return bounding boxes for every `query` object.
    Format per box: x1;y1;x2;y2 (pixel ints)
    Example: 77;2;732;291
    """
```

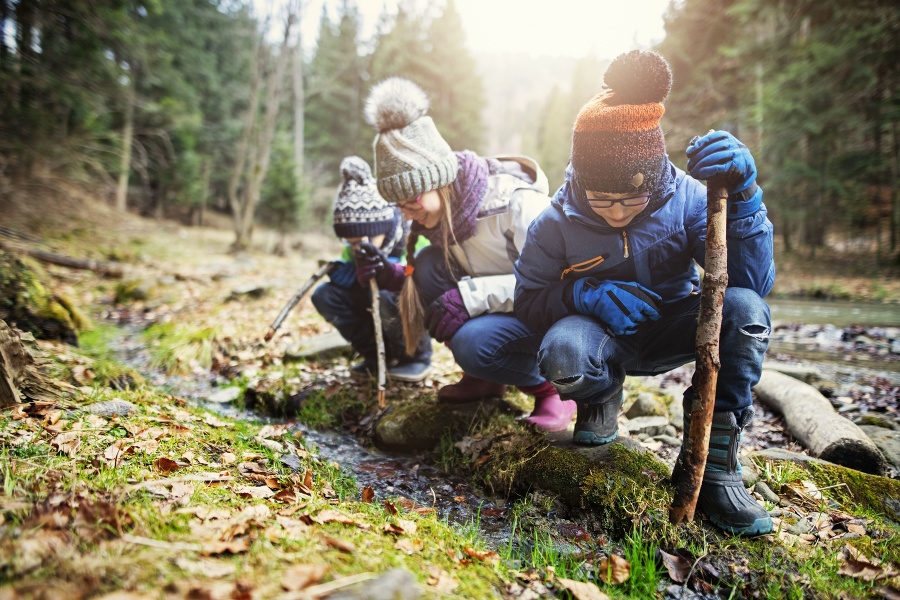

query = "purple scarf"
413;151;496;246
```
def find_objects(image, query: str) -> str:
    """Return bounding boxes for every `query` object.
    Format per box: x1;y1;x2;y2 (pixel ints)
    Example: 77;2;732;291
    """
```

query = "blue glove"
572;278;662;336
686;131;756;193
686;131;762;219
328;260;357;288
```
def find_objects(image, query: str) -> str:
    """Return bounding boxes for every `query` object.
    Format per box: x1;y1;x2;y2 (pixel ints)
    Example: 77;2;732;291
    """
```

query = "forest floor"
1;195;900;599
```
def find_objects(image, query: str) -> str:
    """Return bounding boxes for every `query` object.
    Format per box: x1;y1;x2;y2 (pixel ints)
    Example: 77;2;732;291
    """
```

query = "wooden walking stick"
670;164;729;525
369;278;387;408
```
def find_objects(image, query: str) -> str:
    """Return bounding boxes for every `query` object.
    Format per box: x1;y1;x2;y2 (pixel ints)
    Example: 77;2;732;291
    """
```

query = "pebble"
654;435;683;447
327;569;421;600
83;399;137;418
754;481;781;504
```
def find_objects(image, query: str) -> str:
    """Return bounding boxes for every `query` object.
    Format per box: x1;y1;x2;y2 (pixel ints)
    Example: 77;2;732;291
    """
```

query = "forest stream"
107;297;900;557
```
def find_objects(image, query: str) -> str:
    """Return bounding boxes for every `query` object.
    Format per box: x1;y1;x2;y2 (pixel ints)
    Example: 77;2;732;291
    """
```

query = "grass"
142;321;219;375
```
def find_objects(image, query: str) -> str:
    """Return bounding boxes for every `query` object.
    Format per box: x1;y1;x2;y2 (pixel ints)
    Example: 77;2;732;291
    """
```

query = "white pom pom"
364;77;430;133
340;156;371;184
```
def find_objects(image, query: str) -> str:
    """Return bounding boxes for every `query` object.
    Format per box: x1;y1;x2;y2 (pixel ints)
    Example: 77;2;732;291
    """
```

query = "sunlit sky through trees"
256;0;671;60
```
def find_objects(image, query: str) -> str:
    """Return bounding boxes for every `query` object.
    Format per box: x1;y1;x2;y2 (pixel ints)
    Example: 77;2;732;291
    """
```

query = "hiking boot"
519;381;576;432
572;390;623;445
672;390;772;536
388;360;431;383
438;373;507;404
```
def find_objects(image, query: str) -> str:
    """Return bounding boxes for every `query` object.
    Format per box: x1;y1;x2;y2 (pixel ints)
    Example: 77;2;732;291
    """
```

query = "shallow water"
768;298;900;328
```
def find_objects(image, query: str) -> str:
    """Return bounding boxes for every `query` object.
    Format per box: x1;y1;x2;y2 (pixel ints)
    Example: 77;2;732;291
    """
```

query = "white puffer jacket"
450;155;551;317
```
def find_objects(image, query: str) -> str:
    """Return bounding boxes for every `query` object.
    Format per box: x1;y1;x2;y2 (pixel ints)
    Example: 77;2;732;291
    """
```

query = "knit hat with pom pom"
571;50;673;194
332;156;398;240
364;77;458;203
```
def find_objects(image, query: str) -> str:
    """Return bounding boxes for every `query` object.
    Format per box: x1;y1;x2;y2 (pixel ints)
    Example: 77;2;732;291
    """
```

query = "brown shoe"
437;373;507;404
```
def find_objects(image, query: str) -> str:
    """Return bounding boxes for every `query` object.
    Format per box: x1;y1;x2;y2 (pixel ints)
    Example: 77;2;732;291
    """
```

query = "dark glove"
425;287;470;342
572;278;661;336
328;260;357;288
354;242;406;291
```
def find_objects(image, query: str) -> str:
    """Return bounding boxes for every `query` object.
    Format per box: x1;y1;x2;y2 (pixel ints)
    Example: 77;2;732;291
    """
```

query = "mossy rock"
373;398;512;452
0;248;87;345
477;431;673;538
751;448;900;523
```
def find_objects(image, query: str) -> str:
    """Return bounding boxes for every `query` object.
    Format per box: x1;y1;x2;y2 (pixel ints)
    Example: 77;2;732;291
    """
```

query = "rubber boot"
672;391;773;536
572;388;623;445
519;381;576;432
437;373;507;404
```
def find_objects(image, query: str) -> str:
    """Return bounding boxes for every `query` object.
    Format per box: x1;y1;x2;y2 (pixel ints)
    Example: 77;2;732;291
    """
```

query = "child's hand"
354;242;389;286
686;130;756;195
572;278;661;336
425;288;469;342
328;260;357;288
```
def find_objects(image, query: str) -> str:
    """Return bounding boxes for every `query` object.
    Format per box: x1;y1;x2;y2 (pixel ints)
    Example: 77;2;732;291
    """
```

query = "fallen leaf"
281;564;330;591
311;509;356;525
395;537;424;554
51;432;80;457
234;485;275;499
383;500;398;515
173;556;235;578
361;486;375;503
556;577;611;600
658;549;693;583
154;457;181;474
597;554;630;585
453;496;467;503
321;535;355;553
464;547;500;565
426;565;457;592
201;538;251;555
220;452;237;465
105;440;136;467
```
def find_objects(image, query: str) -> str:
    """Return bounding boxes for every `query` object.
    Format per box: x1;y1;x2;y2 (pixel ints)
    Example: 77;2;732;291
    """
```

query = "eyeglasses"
396;194;424;211
586;193;651;209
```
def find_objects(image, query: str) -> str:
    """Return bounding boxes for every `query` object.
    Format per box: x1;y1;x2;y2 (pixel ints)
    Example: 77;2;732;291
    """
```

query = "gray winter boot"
672;391;773;536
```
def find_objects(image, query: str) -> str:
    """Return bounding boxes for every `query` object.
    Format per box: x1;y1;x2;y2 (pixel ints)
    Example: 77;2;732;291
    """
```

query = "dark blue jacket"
514;162;775;334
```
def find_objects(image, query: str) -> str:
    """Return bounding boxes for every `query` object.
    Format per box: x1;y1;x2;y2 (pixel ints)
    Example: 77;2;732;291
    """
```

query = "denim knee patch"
739;324;769;342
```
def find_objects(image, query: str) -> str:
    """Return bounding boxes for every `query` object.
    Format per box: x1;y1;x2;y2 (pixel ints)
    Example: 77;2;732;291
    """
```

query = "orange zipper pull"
622;231;629;258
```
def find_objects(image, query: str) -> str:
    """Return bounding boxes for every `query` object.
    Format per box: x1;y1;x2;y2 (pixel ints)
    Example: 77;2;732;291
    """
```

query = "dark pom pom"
603;50;672;104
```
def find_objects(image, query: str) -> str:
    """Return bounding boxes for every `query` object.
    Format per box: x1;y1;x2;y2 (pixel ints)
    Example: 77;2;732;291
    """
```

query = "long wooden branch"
670;180;729;525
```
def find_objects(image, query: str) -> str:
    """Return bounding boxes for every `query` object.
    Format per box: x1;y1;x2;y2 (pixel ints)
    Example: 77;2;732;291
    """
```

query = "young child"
311;156;431;382
360;77;576;432
514;50;775;535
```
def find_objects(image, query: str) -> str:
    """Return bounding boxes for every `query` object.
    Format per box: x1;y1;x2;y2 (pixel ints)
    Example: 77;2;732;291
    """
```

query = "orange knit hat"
571;50;673;194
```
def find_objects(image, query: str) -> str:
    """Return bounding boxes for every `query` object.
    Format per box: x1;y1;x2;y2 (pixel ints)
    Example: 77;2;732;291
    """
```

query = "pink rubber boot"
519;381;577;432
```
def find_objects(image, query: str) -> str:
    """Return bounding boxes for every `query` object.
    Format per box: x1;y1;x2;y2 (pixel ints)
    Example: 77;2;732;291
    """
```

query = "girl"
356;77;576;432
311;156;431;382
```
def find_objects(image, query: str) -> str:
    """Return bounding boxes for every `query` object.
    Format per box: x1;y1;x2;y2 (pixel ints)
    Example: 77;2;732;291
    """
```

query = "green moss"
804;462;900;523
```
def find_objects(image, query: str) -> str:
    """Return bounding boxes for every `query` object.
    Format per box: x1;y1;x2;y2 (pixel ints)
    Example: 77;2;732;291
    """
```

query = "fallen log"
25;248;125;278
753;370;887;475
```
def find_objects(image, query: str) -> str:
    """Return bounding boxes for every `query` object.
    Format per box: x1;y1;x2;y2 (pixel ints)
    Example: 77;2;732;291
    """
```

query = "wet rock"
625;416;669;437
787;517;813;535
739;456;759;488
206;386;241;404
654;435;682;447
84;399;137;418
668;398;684;430
854;414;899;430
327;569;421;600
226;284;270;302
625;392;668;418
859;426;900;471
664;425;678;437
374;398;509;452
750;448;900;522
754;481;780;504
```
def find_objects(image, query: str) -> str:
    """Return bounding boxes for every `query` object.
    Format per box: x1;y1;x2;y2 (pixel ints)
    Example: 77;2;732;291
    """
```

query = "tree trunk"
292;30;305;182
0;319;69;407
116;79;135;213
670;181;728;525
754;370;887;475
230;9;297;253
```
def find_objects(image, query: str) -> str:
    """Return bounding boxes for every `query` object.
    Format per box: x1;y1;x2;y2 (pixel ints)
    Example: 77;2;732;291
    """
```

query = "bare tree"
228;2;300;252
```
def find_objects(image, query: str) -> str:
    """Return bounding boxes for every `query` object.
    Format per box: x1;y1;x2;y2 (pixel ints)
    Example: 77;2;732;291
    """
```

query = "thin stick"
121;533;201;551
264;261;337;342
670;174;729;525
122;472;234;494
369;278;386;408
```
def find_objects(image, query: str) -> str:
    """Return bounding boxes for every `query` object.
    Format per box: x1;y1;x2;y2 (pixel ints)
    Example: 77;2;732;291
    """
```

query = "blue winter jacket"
513;161;775;334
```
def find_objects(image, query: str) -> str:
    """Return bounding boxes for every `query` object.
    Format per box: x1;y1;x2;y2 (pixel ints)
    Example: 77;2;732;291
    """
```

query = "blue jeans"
538;287;770;413
413;245;544;387
311;282;432;364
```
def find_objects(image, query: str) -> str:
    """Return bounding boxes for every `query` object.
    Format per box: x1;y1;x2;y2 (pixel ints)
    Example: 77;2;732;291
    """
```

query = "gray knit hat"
364;77;458;203
332;156;396;239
